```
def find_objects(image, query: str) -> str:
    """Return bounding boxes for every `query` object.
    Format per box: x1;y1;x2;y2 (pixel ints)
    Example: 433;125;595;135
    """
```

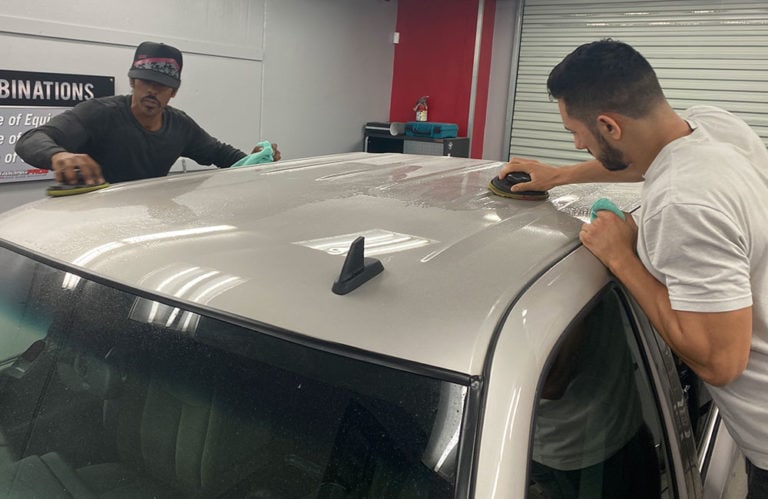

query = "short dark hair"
547;39;665;124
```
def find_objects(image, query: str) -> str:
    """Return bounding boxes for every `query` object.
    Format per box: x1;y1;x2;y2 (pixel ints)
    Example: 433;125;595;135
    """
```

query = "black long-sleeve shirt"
15;95;246;183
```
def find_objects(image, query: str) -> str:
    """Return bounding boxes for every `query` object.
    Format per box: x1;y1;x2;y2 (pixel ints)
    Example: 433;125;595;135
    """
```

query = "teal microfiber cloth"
231;141;273;167
590;198;626;221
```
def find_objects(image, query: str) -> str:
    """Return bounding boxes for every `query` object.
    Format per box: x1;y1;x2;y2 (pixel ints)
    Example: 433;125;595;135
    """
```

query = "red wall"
390;0;495;158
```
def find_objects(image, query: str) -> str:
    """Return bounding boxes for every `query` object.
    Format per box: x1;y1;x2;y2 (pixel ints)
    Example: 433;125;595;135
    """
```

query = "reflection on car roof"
0;153;641;375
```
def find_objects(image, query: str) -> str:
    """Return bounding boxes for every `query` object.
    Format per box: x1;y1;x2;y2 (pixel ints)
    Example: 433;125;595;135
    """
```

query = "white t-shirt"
638;106;768;469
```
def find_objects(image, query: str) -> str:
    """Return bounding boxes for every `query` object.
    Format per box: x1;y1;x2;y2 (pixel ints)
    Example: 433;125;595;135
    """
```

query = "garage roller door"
508;0;768;165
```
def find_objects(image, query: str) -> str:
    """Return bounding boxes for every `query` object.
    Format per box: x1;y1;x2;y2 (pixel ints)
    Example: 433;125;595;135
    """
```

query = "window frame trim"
618;285;704;498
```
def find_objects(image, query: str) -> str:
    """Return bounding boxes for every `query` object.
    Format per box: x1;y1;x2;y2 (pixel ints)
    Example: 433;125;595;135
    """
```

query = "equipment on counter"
404;121;458;139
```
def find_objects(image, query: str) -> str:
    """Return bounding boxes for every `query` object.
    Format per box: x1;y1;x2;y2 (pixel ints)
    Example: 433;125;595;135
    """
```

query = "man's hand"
251;143;281;162
497;157;561;193
579;210;638;273
270;143;281;161
50;152;105;185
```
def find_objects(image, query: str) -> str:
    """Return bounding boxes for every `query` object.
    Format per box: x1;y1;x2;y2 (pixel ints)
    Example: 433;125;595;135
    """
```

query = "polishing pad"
488;172;548;200
47;182;110;197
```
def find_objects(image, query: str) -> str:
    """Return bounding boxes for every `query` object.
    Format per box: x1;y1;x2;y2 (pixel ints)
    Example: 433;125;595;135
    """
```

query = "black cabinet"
364;133;470;158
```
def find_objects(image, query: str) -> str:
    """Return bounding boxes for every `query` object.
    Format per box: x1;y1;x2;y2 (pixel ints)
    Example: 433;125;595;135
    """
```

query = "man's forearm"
609;255;683;347
504;157;646;193
15;129;67;170
608;252;749;386
556;159;645;185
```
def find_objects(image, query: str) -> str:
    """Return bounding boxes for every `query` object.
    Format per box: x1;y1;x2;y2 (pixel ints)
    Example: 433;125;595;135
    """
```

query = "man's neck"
129;96;165;132
132;110;163;132
630;106;693;174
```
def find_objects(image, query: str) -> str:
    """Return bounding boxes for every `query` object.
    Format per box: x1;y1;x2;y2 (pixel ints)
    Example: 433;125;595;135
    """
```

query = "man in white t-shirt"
497;39;768;498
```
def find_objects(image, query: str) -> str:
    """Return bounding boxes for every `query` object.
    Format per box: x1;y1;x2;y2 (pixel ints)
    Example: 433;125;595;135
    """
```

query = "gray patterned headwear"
128;41;182;89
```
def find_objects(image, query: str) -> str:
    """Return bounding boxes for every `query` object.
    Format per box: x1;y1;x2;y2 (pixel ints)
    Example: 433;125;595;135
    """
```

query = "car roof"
0;153;642;376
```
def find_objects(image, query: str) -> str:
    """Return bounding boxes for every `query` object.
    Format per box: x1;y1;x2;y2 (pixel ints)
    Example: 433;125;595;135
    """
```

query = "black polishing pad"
488;172;548;200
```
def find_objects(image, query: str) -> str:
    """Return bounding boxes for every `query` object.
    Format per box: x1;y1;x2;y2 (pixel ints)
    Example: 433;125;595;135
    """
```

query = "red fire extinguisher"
414;96;429;122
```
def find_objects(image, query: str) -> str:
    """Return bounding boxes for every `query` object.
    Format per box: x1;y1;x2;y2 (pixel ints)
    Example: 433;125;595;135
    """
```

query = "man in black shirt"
15;41;280;185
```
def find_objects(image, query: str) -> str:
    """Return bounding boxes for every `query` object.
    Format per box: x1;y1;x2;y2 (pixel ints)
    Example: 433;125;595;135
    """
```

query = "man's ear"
129;78;135;90
171;87;179;98
596;114;622;140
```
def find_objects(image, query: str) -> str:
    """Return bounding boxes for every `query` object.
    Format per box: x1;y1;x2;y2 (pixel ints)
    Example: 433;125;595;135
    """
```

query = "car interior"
0;252;460;498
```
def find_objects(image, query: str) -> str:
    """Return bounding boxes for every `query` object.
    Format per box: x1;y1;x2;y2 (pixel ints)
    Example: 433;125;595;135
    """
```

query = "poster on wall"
0;69;114;184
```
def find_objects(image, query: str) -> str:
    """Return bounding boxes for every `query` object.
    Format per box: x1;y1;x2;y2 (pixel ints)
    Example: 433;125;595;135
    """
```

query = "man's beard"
594;132;629;171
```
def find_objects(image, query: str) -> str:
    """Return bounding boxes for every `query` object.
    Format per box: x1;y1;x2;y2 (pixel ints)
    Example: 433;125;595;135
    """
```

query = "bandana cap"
127;41;182;89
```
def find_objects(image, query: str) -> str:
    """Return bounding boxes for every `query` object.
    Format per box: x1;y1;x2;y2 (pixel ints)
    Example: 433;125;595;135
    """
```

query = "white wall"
262;0;398;158
0;0;266;162
0;0;397;210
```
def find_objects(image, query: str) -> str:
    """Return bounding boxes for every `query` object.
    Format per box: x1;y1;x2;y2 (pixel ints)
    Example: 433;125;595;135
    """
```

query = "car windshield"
0;246;466;498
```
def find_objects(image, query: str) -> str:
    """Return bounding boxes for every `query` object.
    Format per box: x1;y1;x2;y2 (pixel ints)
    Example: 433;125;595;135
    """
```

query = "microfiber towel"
590;198;626;221
231;141;273;167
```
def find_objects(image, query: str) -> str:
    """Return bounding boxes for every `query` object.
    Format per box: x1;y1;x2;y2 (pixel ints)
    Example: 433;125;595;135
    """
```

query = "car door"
623;281;742;499
474;246;704;498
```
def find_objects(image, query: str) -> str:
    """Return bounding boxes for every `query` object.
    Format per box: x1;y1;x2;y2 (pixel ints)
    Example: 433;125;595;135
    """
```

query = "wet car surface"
0;153;738;497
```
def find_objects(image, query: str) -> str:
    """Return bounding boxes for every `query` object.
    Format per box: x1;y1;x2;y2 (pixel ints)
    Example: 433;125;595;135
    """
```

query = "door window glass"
528;288;673;498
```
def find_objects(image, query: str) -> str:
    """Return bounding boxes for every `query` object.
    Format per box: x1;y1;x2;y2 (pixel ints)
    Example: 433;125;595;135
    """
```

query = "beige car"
0;153;739;498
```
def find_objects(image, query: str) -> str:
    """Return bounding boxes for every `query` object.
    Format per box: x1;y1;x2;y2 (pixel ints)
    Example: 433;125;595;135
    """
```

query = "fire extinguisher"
414;96;429;122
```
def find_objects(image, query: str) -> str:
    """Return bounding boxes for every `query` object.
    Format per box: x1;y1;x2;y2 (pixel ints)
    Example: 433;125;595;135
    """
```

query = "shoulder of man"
164;104;196;122
69;94;130;117
682;105;741;123
163;105;209;136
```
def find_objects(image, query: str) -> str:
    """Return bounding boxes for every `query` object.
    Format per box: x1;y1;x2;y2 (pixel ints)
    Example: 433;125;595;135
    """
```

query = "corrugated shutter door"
509;0;768;165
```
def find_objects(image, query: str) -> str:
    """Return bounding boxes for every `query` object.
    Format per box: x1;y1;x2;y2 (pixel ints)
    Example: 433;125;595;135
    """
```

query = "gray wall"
262;0;398;158
0;0;398;210
483;0;518;161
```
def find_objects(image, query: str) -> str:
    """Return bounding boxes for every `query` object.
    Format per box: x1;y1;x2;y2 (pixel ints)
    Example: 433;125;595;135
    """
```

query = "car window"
0;247;464;498
528;288;674;499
